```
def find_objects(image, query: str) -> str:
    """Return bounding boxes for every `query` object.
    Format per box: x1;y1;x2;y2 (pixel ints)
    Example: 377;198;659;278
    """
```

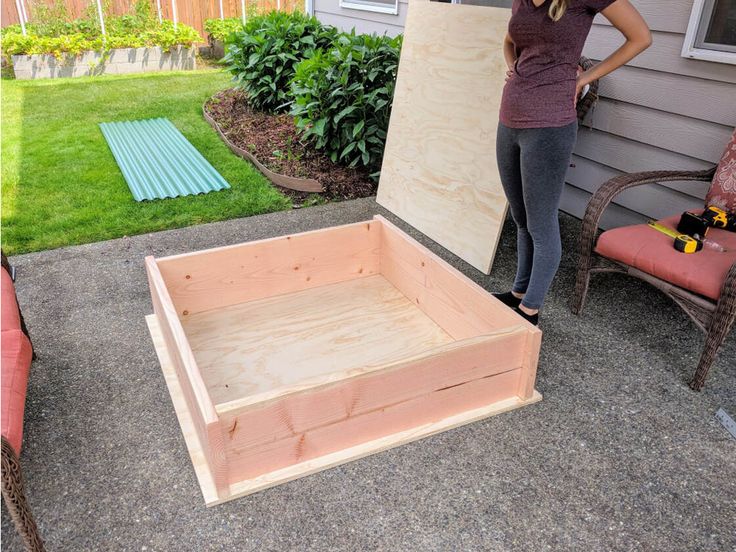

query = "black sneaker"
513;306;539;326
492;291;523;309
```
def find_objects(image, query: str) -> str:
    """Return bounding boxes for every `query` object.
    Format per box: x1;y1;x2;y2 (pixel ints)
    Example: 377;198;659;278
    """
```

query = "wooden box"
145;216;541;505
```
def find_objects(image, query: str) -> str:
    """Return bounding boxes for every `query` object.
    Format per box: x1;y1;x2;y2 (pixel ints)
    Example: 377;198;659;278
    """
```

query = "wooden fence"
1;0;303;40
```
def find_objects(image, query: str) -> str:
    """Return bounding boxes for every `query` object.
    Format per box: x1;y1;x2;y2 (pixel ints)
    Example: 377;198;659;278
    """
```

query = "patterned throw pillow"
705;128;736;212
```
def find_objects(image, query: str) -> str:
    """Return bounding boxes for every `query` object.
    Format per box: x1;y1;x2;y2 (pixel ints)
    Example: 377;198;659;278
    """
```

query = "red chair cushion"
705;128;736;212
1;329;32;453
1;267;21;332
595;214;736;301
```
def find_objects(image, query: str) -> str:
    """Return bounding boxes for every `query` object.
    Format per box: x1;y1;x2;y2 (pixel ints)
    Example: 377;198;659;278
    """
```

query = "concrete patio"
2;197;734;551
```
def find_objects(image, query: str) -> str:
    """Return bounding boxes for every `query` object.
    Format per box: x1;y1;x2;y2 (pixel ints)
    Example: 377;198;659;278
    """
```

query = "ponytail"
548;0;569;21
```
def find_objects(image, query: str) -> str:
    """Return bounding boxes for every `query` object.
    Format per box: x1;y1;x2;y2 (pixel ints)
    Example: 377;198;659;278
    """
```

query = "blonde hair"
548;0;570;21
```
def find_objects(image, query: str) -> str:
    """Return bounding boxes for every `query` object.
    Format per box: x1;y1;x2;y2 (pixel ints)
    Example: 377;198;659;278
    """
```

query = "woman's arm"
503;32;517;70
576;0;652;102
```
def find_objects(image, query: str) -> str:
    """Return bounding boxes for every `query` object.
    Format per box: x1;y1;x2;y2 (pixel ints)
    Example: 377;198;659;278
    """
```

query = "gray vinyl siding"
313;0;408;36
316;0;736;228
563;0;736;229
313;0;511;36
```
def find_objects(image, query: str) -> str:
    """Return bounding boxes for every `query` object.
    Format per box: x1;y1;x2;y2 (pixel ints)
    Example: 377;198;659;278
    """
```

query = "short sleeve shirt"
499;0;618;128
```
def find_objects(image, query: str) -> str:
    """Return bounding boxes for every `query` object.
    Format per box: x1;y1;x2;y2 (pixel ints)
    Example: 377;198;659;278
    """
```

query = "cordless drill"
702;206;736;231
676;206;735;252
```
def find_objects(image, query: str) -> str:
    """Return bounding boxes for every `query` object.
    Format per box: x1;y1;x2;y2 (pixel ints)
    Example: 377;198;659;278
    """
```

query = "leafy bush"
1;0;200;59
204;17;244;43
290;31;401;174
223;11;338;113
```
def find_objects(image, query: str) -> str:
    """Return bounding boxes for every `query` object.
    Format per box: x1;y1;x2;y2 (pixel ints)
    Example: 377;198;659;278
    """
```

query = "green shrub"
204;17;244;43
1;17;201;59
290;31;401;175
223;11;338;113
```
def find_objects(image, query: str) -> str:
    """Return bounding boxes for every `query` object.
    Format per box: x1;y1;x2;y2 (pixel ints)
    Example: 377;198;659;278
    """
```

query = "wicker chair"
570;166;736;390
1;252;45;552
576;56;599;125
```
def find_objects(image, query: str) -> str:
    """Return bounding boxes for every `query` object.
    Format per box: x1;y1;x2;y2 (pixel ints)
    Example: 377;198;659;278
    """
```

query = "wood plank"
226;369;523;483
146;315;221;505
219;327;528;454
517;328;541;400
560;183;647;229
146;257;218;424
143;276;230;497
568;155;705;219
181;275;455;406
376;2;510;274
595;65;736;126
584;26;736;84
574;128;715;198
378;215;538;338
592;0;694;33
149;309;541;506
586;99;732;163
156;220;381;316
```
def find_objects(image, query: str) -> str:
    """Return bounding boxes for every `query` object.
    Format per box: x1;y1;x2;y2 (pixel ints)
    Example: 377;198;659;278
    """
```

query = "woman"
493;0;651;325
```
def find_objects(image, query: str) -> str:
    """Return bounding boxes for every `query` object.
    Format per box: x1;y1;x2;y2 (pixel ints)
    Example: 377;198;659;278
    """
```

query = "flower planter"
145;215;542;505
11;45;196;80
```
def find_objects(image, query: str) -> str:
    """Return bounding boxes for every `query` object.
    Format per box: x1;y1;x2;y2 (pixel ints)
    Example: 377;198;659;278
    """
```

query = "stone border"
11;45;196;80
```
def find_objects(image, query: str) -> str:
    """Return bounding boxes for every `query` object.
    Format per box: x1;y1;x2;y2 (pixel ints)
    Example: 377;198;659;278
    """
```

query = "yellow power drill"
702;206;736;231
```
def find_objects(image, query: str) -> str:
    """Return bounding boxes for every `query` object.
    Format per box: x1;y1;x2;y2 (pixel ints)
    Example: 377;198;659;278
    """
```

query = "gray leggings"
496;121;578;310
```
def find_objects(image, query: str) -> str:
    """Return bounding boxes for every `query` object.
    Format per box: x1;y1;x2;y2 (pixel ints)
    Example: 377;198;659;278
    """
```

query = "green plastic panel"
100;118;230;201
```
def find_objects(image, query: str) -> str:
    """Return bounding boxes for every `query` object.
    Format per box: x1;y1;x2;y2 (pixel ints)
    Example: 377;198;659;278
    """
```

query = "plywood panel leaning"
145;216;542;506
376;1;511;274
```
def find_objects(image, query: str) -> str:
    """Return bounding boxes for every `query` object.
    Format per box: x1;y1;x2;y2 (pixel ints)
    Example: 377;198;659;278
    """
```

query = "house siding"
317;0;736;228
563;0;736;229
313;0;408;36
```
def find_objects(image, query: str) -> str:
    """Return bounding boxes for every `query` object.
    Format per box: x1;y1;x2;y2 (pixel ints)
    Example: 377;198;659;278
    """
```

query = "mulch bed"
204;89;377;202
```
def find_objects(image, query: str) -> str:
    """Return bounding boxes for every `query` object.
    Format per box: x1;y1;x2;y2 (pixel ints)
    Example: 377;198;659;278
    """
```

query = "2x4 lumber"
145;257;230;497
218;327;529;453
377;215;537;338
150;309;541;505
155;220;382;316
225;368;522;483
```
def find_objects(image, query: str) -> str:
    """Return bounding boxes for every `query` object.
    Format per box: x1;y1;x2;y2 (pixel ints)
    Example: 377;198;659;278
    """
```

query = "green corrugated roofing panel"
99;118;230;201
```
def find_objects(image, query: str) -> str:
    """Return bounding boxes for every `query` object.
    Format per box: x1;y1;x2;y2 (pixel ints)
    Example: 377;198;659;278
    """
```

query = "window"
339;0;399;15
682;0;736;64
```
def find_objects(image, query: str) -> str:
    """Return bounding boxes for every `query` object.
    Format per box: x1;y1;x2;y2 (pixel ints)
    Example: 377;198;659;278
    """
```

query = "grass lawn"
1;69;291;255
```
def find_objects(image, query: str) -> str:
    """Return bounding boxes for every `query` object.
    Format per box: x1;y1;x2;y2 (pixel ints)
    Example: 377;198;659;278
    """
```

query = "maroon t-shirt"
499;0;617;128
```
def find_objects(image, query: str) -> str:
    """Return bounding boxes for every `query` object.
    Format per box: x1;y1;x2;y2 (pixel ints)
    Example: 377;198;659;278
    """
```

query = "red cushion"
1;329;32;453
705;128;736;212
1;268;21;332
595;214;736;301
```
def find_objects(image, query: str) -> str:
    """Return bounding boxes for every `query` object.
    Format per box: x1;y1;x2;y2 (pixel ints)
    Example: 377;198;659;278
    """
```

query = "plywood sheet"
180;275;454;406
376;1;510;274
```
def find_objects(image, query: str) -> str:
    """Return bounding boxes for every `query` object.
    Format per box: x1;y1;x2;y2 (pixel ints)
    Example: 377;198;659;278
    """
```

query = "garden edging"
11;45;196;80
202;100;324;193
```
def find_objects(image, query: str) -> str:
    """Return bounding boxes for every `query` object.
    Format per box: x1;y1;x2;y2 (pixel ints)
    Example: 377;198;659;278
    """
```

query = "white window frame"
682;0;736;65
339;0;399;15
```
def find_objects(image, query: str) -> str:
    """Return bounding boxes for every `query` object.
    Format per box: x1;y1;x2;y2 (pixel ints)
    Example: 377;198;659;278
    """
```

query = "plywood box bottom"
145;215;542;506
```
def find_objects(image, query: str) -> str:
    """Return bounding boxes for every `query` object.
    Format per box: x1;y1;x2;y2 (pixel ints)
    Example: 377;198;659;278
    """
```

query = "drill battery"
677;206;736;239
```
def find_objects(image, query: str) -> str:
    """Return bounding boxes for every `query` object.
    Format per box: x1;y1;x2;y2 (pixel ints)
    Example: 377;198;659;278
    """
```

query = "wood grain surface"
149;312;541;506
156;220;381;316
181;275;455;406
376;1;510;274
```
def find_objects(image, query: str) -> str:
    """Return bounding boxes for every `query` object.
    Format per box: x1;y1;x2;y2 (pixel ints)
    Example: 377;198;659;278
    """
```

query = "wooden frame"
145;216;542;505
